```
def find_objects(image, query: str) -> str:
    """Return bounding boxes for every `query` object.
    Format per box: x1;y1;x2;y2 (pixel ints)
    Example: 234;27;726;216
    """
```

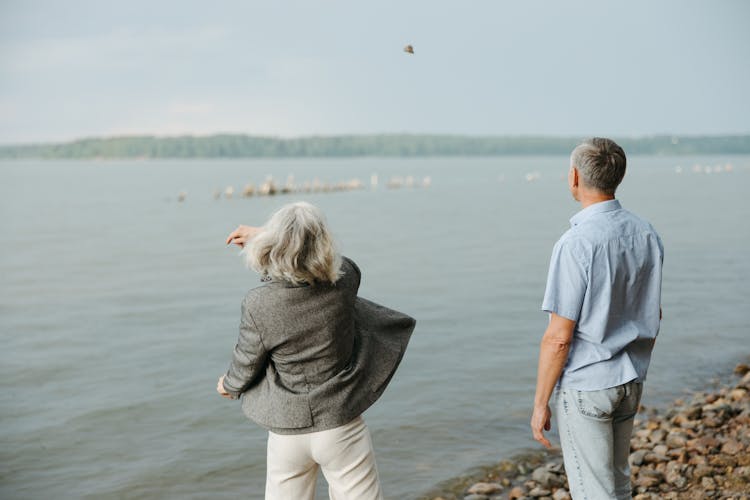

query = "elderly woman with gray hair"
217;201;415;500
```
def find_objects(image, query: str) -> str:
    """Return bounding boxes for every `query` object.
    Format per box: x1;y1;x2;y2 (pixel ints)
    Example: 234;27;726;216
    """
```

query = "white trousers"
265;416;384;500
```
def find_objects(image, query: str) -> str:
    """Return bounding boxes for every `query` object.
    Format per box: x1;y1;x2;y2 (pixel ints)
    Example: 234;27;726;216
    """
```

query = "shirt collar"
569;199;622;227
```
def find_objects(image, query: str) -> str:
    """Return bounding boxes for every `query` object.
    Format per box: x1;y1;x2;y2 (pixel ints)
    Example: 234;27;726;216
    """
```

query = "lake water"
1;156;749;499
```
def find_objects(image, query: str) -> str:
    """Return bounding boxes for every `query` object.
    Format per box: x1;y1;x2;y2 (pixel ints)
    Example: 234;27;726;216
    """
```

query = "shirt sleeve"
541;237;588;322
222;294;268;399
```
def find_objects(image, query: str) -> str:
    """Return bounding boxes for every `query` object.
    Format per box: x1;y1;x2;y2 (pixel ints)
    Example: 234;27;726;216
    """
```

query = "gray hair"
243;202;342;285
570;137;627;196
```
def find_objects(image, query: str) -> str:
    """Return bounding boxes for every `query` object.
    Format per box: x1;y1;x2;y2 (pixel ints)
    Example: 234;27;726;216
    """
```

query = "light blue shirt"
542;199;664;391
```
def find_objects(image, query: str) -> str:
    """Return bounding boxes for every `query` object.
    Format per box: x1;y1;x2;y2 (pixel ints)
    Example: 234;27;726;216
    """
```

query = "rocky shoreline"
420;361;750;500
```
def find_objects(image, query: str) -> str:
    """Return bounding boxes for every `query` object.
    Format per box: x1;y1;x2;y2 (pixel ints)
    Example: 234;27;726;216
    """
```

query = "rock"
643;451;669;464
734;363;750;375
708;454;736;467
630;449;649;466
551;489;571;500
640;468;664;480
735;466;750;479
467;483;503;495
665;468;687;488
531;467;563;488
634;429;651;439
739;371;750;389
635;474;662;489
527;487;551;497
685;405;702;420
649;429;666;444
652;444;669;456
692;464;714;479
546;462;564;473
665;433;687;449
730;388;748;401
689;436;720;454
721;439;744;455
508;486;526;499
463;495;489;500
700;476;716;490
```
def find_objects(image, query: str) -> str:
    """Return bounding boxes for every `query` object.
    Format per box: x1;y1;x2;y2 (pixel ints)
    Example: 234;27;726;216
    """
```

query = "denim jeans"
554;380;643;500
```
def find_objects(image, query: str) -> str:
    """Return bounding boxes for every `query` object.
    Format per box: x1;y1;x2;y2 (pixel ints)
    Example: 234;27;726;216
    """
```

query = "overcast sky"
1;1;748;143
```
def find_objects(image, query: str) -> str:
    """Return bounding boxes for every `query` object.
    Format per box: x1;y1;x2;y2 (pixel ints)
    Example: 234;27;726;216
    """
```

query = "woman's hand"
217;374;233;399
226;225;262;247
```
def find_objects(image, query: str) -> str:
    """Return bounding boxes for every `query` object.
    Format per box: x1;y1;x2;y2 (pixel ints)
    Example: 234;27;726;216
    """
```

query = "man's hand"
216;375;233;399
531;404;552;449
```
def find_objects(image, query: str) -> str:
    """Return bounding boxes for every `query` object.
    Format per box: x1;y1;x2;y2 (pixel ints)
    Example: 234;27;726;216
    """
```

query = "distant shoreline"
2;133;750;159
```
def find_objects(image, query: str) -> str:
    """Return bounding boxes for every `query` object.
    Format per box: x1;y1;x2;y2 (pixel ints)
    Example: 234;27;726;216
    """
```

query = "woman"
217;201;415;500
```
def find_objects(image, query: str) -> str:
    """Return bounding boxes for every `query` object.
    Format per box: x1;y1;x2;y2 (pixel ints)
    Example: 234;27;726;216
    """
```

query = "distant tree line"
1;134;749;159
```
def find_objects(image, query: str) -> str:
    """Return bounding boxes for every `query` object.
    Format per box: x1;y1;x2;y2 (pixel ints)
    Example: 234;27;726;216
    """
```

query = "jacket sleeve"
222;294;268;400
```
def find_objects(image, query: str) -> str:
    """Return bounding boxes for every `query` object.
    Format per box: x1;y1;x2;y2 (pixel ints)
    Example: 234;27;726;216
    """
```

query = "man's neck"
578;192;615;209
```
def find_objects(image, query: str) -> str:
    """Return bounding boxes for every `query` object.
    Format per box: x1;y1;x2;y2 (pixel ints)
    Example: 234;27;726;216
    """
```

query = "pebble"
466;483;503;495
508;486;526;499
551;489;571;500
433;360;750;500
527;486;551;497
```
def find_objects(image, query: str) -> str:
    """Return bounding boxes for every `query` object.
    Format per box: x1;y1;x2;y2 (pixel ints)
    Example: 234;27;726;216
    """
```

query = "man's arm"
530;312;576;448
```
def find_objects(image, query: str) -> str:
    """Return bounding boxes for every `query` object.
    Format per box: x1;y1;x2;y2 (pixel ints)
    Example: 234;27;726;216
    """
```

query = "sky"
0;0;748;144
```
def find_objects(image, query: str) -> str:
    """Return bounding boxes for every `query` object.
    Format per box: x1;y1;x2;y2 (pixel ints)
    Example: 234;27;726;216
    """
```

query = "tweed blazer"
222;257;415;434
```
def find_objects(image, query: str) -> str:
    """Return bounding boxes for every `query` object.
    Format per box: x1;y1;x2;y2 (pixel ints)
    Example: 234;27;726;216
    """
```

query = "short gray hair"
243;202;342;285
570;137;627;196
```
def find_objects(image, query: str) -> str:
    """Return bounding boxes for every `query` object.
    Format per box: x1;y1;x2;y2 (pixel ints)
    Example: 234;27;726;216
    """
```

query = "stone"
635;429;651;439
630;449;649;466
730;388;748;401
551;489;571;500
734;363;750;375
735;466;750;479
709;454;737;467
685;406;702;420
463;495;489;500
508;486;526;499
635;474;662;489
652;444;669;456
690;436;720;454
531;467;563;488
665;433;687;449
693;464;714;479
467;483;503;495
701;476;716;490
527;487;551;497
665;469;687;488
721;439;744;455
649;429;667;444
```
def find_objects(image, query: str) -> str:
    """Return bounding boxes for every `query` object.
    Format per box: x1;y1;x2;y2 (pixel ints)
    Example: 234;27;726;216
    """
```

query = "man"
531;138;663;499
